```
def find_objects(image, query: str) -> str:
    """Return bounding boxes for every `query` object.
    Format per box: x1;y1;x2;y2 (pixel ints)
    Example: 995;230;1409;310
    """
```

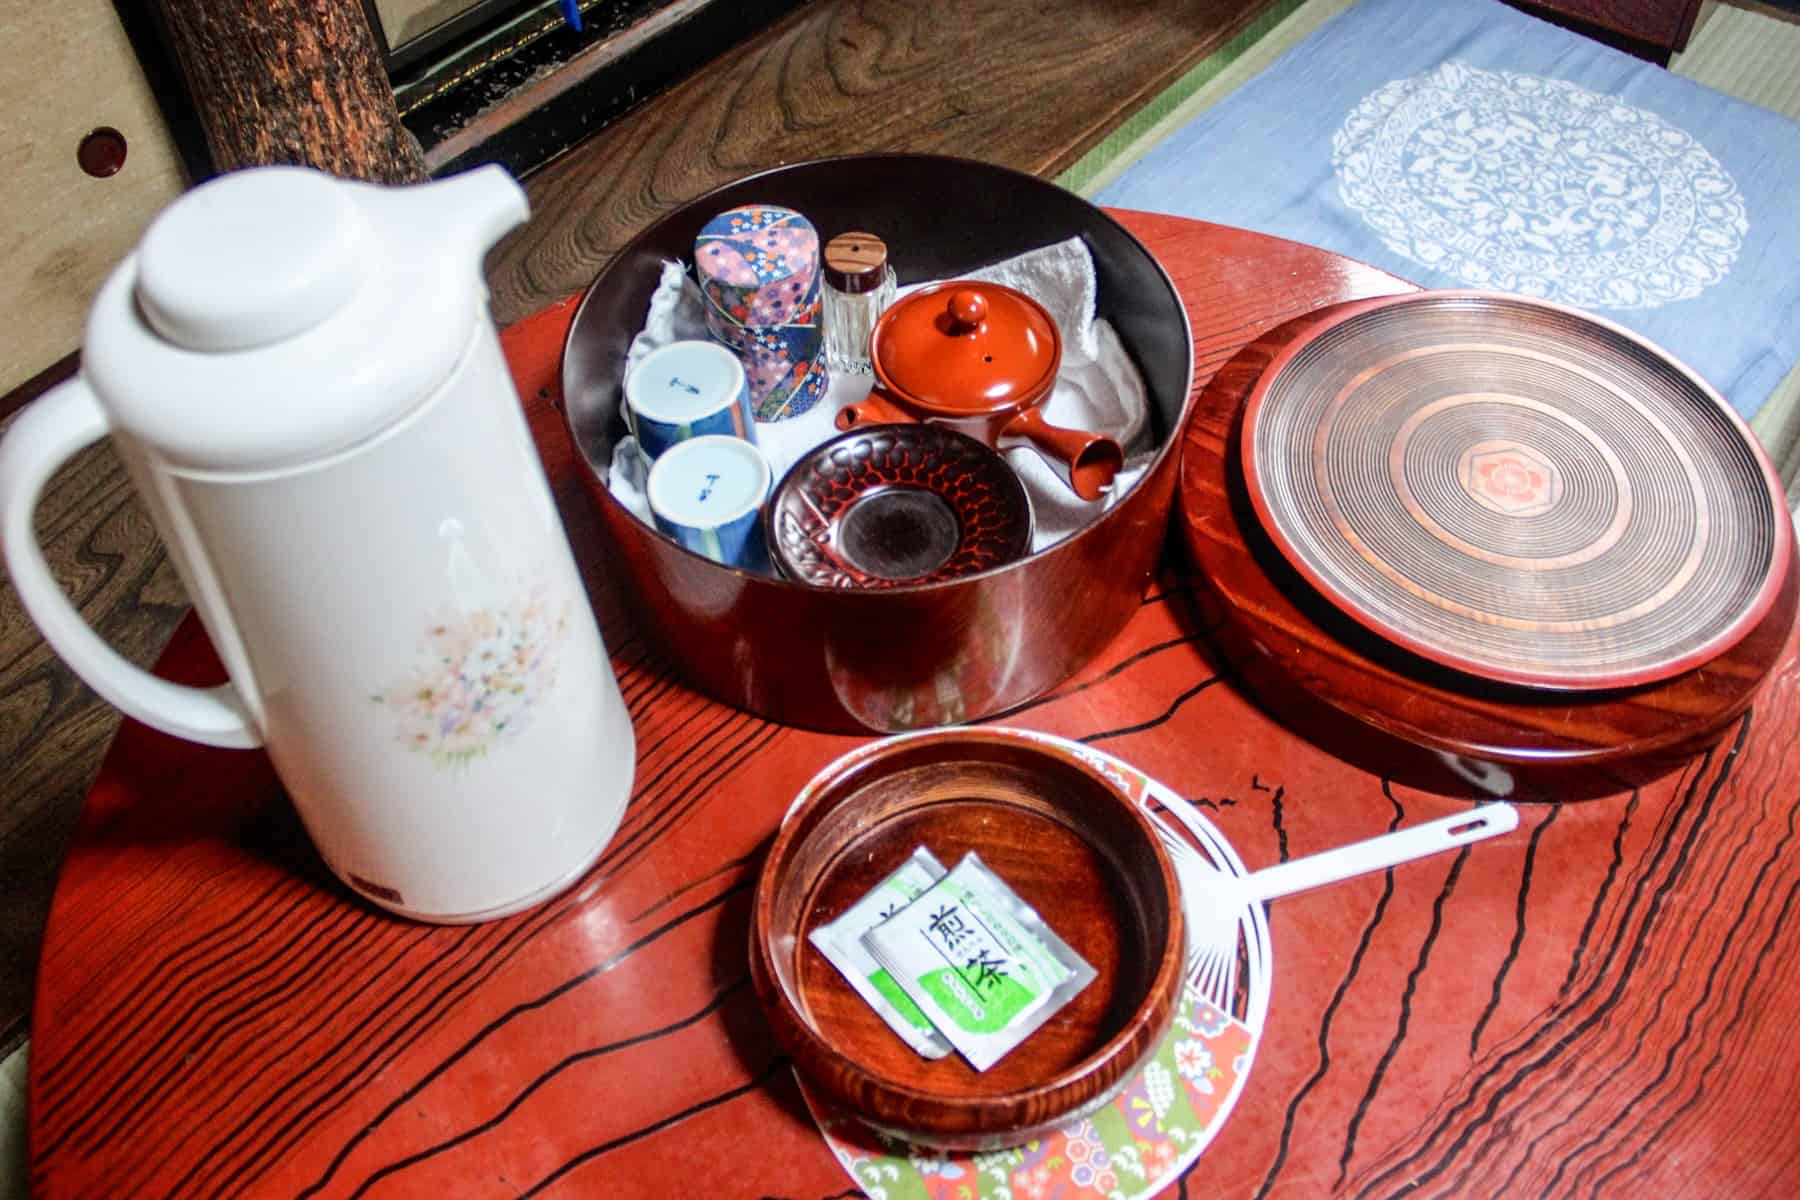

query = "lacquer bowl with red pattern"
769;425;1032;588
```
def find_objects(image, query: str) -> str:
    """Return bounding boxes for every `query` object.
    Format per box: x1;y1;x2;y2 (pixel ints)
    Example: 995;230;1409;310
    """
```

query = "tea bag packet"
863;852;1097;1071
808;846;954;1059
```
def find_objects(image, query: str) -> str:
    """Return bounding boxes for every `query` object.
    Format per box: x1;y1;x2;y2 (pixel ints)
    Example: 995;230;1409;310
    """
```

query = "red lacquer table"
28;214;1800;1198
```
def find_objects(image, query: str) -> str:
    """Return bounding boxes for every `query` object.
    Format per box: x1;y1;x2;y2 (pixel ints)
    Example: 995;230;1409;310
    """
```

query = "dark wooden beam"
149;0;426;182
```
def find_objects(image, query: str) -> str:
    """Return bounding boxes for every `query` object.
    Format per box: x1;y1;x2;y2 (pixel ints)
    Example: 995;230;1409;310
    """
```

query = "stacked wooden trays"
1181;292;1796;801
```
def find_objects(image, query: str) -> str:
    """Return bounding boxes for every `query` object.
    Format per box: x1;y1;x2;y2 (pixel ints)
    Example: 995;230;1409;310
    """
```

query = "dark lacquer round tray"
561;155;1192;733
1241;292;1791;691
1183;298;1798;801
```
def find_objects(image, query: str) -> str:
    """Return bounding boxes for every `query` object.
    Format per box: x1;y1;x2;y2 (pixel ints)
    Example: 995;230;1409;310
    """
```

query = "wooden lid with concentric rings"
1241;291;1792;690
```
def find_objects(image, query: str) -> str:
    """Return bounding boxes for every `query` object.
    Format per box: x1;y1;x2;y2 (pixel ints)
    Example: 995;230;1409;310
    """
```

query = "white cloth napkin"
611;237;1154;553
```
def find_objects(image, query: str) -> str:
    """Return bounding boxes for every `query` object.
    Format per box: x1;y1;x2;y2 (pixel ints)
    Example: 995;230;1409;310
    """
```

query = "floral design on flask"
371;588;570;766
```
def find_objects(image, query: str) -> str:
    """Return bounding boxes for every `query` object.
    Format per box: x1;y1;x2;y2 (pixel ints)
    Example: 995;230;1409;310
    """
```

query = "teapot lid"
871;282;1060;416
79;164;528;475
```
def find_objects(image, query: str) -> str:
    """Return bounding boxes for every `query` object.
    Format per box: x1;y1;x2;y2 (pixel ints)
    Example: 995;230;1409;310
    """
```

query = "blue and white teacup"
624;340;755;460
645;435;773;571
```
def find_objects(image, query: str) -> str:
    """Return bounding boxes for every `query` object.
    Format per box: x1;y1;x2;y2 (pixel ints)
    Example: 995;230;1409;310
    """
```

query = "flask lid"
79;164;529;474
136;167;368;353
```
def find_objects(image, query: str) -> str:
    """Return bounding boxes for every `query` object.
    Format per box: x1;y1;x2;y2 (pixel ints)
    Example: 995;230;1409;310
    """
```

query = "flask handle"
0;379;260;748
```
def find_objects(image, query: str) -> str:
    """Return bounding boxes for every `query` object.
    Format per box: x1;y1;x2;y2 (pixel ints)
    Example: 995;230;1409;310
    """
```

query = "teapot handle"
999;408;1124;502
0;379;261;748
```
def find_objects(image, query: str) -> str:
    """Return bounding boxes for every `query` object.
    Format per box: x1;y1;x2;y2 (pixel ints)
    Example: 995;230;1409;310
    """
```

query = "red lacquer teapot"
835;281;1123;500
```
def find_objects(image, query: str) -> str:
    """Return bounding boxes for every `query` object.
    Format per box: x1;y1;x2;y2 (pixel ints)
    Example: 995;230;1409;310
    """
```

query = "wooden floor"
0;0;1281;1059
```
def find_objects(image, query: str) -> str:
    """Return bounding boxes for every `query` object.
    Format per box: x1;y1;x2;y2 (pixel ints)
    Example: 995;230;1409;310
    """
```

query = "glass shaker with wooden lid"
821;231;897;374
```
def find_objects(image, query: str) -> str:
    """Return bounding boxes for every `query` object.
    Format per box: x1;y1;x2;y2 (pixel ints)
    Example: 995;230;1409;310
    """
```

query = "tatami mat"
1679;3;1800;472
1057;0;1344;195
1684;0;1800;566
1678;1;1800;113
1066;0;1800;484
1068;0;1800;195
1059;0;1354;197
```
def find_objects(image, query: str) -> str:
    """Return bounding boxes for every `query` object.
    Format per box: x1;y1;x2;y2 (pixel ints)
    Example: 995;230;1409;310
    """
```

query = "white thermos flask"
0;165;635;921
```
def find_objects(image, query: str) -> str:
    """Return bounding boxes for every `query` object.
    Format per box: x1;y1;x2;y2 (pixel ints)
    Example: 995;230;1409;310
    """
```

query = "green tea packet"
807;846;954;1059
862;851;1096;1071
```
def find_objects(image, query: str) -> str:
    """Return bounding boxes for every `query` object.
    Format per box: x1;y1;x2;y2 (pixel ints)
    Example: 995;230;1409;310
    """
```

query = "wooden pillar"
151;0;427;183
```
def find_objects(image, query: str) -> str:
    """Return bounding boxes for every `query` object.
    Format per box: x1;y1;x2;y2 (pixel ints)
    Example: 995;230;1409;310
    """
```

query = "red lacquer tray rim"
1237;289;1794;692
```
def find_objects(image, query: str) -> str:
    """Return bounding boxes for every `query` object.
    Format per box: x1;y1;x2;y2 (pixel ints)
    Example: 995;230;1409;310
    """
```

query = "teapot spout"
414;165;530;258
835;386;917;431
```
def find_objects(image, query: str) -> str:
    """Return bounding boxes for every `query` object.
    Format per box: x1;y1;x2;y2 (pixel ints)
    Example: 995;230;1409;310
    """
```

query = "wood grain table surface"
26;211;1800;1198
0;0;1284;1058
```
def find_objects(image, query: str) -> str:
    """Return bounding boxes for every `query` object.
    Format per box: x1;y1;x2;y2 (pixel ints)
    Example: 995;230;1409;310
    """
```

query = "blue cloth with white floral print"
1097;0;1800;419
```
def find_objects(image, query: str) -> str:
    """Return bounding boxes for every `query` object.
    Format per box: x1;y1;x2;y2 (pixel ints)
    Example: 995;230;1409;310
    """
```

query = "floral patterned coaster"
800;987;1254;1200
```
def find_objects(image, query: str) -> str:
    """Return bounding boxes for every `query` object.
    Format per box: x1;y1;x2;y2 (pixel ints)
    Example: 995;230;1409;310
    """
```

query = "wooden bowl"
561;154;1193;733
749;728;1186;1149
